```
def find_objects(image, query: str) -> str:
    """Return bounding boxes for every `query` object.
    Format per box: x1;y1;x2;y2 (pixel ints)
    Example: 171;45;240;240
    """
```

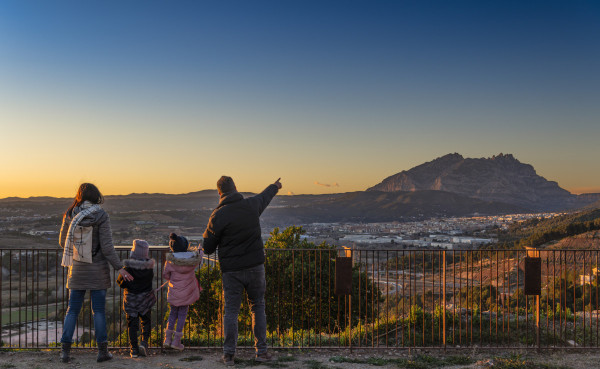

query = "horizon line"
2;187;600;201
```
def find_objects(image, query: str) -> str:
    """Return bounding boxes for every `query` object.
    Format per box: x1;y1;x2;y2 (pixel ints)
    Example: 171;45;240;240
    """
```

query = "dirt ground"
0;348;596;369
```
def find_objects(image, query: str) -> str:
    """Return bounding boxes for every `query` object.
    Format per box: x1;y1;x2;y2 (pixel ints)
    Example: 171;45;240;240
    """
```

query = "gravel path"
0;348;592;369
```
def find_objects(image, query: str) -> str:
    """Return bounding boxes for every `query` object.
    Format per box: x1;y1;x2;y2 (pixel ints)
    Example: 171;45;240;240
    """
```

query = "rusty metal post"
536;295;541;351
349;295;353;353
349;250;353;354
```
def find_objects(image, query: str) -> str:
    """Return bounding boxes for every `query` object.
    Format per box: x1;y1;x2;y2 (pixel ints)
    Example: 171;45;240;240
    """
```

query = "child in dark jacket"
117;239;155;358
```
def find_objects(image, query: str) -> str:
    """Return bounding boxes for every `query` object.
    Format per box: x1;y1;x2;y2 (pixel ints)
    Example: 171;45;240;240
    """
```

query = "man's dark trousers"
222;264;267;355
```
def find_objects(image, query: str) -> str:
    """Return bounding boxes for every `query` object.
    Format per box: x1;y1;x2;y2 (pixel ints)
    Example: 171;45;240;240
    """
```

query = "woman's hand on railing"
119;268;134;281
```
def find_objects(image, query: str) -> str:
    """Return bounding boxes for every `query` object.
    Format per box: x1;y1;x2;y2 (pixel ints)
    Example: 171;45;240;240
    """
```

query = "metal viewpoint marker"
335;257;352;296
524;257;542;295
524;247;542;350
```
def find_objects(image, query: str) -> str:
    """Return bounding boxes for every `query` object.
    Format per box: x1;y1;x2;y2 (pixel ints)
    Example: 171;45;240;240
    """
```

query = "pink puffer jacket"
162;251;203;306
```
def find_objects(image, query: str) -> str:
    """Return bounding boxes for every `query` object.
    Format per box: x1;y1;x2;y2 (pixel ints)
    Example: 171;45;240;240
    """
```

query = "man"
202;176;282;366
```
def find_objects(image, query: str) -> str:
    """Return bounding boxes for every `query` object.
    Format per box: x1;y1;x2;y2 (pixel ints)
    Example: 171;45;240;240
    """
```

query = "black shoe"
222;353;235;366
60;342;71;363
255;352;273;362
130;346;140;358
96;342;113;362
139;341;148;357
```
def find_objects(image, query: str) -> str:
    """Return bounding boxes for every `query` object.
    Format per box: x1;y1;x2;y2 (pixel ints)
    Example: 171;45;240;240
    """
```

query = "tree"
189;226;382;334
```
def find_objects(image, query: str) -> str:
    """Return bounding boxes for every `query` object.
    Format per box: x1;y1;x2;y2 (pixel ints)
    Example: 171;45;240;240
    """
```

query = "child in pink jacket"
162;233;203;350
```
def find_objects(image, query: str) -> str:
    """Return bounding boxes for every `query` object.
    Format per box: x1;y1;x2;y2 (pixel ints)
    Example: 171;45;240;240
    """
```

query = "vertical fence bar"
495;250;498;345
46;250;49;348
355;249;359;347
386;250;389;347
544;252;548;348
467;250;471;346
431;250;435;345
396;250;399;348
502;250;505;345
0;251;3;348
276;250;281;347
481;250;484;346
580;250;584;347
411;251;415;347
9;250;12;348
422;250;425;347
19;251;23;348
292;250;295;346
402;250;410;347
36;250;39;348
573;250;577;346
560;250;564;343
459;250;463;347
55;250;59;347
437;250;441;345
552;250;556;348
442;250;446;350
377;250;381;347
313;250;318;348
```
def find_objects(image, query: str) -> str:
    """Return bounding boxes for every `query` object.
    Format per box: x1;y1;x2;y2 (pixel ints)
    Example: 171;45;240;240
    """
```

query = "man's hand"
273;178;282;190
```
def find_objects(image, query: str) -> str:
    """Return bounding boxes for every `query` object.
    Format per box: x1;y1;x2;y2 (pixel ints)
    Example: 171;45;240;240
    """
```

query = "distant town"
294;212;565;250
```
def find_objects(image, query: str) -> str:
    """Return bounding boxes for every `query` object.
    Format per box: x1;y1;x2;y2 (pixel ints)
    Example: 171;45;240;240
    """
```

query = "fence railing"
1;247;599;350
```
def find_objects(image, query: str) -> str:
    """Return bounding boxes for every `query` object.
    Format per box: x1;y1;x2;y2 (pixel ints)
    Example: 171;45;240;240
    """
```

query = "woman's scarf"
61;201;102;267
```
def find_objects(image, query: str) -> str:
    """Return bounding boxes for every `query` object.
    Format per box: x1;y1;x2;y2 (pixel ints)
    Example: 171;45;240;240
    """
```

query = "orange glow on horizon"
568;187;600;195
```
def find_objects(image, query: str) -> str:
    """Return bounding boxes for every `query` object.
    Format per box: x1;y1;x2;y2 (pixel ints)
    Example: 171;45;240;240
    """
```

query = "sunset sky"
1;1;599;198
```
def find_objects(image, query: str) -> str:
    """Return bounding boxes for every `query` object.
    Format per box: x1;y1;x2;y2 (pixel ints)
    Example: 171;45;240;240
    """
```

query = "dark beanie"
169;233;188;253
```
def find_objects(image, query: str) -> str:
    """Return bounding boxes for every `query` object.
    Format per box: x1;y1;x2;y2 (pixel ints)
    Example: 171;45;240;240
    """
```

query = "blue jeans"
222;264;267;355
61;289;108;344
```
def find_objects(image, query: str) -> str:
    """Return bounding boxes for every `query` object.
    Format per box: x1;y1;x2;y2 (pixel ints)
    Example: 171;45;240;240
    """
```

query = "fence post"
443;250;446;351
525;248;542;352
536;295;540;351
348;295;352;353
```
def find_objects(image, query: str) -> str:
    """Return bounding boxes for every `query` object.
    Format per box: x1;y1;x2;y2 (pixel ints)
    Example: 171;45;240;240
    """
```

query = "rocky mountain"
367;153;595;211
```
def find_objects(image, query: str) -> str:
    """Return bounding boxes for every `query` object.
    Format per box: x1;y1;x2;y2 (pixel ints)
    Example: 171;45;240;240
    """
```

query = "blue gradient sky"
1;1;599;197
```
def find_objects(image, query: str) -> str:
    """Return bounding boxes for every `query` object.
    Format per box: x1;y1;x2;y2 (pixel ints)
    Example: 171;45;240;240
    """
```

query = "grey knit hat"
131;239;150;260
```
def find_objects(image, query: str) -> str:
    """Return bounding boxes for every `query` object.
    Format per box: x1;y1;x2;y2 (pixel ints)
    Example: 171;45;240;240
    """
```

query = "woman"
58;183;133;363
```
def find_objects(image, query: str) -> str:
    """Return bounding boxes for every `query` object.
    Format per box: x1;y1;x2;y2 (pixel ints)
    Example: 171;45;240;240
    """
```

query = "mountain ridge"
367;153;598;211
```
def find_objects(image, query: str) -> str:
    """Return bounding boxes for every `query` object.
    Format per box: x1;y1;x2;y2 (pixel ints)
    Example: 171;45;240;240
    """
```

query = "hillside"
497;208;600;249
266;190;526;223
367;153;597;211
547;230;600;249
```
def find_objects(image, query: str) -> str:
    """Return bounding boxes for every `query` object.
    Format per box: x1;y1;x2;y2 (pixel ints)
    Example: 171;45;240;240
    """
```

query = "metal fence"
1;247;599;350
